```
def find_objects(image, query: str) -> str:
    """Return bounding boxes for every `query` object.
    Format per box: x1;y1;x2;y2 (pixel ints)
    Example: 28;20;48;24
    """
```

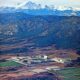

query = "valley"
0;11;80;80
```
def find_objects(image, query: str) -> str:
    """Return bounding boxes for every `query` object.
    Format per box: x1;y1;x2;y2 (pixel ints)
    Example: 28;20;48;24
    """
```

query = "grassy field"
0;60;21;67
57;67;80;80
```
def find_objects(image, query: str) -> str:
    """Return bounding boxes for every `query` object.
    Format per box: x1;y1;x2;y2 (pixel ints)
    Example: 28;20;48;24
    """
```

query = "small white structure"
43;55;48;60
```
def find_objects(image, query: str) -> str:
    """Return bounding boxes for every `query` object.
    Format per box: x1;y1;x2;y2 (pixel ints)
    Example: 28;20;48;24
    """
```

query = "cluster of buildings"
11;54;71;66
11;55;48;65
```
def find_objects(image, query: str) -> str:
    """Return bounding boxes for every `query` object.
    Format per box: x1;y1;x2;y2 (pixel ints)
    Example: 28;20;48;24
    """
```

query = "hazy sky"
0;0;80;8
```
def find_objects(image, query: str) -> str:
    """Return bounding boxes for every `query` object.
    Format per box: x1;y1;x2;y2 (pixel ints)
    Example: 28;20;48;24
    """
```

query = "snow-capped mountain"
20;1;40;9
0;1;80;16
17;1;42;9
16;1;80;11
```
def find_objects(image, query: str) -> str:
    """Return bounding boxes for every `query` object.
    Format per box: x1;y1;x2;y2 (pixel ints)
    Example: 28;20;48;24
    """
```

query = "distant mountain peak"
24;1;37;9
17;1;41;9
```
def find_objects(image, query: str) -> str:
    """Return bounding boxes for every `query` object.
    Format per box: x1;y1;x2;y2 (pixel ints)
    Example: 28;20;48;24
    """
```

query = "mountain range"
0;1;80;16
0;1;80;54
0;12;80;54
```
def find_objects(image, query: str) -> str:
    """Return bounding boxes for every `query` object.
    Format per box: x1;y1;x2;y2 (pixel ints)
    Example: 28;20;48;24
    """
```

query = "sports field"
57;67;80;80
0;60;21;67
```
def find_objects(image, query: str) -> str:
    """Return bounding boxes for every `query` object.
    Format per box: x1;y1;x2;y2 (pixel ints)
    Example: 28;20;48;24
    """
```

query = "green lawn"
0;60;21;67
57;67;80;80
